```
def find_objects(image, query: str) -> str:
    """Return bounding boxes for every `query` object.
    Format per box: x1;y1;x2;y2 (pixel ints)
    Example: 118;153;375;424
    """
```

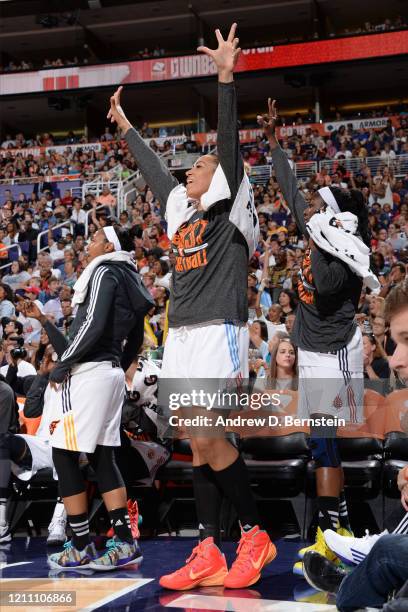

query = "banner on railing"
324;117;393;133
0;146;41;158
141;134;187;148
0;142;102;159
192;116;400;145
44;142;102;155
1;31;407;95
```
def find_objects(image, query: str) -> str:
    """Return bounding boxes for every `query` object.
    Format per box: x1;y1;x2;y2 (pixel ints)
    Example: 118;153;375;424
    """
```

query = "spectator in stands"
0;283;15;319
152;259;171;289
2;261;30;292
70;198;87;237
96;186;117;215
372;314;396;356
0;334;36;378
2;319;23;340
362;332;390;391
57;299;74;335
277;289;297;322
379;262;407;297
61;260;77;287
265;335;298;390
100;127;114;142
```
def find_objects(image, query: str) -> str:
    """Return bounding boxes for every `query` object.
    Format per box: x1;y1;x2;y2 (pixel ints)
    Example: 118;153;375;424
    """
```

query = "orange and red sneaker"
159;537;228;591
106;499;140;540
224;526;276;589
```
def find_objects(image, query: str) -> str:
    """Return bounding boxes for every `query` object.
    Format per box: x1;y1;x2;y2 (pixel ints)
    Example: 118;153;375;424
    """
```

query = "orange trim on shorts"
64;414;78;451
69;414;79;451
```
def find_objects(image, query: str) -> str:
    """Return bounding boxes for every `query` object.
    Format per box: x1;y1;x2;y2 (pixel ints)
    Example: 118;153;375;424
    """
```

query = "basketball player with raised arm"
258;99;373;575
107;24;276;590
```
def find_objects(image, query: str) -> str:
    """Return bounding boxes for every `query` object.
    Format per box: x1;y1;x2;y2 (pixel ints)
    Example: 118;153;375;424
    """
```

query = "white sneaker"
324;528;388;565
0;520;11;544
47;503;67;547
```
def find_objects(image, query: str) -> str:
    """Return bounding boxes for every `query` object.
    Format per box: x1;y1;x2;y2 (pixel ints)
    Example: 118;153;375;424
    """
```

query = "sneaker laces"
59;540;74;563
230;534;254;574
174;543;205;576
101;538;121;563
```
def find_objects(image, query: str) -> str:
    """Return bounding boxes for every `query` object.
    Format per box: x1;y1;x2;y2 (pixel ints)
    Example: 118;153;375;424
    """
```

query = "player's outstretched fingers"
227;22;237;42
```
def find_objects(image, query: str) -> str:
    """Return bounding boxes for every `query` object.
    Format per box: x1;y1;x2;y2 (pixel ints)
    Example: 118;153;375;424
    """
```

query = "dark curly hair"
330;186;371;248
0;283;15;304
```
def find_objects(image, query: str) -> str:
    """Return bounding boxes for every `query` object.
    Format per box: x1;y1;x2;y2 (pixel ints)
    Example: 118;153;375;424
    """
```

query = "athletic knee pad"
309;436;341;468
86;445;124;494
52;447;85;498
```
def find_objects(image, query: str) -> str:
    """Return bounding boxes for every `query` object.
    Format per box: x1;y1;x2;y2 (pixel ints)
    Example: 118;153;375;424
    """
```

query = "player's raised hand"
257;98;278;139
107;86;132;134
197;23;241;81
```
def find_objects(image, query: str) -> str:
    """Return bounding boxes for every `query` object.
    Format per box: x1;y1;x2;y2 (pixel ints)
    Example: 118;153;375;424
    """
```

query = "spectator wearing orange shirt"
96;186;117;217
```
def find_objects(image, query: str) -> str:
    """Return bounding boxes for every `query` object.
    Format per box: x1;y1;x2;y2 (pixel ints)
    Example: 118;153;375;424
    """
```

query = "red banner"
1;31;407;96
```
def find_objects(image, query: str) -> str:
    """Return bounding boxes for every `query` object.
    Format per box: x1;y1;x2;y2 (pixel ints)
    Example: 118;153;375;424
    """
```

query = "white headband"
103;226;121;252
318;186;340;214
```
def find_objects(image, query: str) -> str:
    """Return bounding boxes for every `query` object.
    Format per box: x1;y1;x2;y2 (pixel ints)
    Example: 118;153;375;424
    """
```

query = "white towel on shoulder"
306;207;380;291
165;164;259;256
165;164;231;240
72;251;135;307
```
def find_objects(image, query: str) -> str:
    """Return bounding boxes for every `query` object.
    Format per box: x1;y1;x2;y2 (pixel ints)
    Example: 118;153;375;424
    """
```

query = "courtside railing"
319;153;408;178
0;243;22;272
36;220;73;254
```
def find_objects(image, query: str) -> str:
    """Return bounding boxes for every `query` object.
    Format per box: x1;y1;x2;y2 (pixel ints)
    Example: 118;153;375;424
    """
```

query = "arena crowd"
0;68;407;606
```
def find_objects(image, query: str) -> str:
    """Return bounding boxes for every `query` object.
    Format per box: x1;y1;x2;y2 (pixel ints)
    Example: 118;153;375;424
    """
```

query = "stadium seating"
10;387;408;538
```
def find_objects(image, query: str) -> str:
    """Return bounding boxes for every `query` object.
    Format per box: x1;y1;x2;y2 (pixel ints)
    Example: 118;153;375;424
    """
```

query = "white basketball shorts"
161;320;249;380
12;435;55;481
297;325;364;424
49;361;125;453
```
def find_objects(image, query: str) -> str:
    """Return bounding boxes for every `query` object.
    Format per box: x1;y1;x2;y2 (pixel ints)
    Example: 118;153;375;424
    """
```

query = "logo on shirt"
49;420;60;435
298;249;315;305
172;219;209;272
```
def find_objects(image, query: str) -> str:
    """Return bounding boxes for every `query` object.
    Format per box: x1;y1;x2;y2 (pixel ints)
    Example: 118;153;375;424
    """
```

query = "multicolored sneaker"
159;537;228;590
224;526;276;589
47;540;97;570
89;537;143;571
106;500;141;540
294;527;347;576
